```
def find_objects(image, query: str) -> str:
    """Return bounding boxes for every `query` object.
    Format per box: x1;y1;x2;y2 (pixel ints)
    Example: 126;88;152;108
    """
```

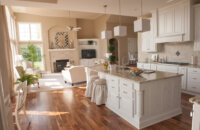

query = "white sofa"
62;66;86;85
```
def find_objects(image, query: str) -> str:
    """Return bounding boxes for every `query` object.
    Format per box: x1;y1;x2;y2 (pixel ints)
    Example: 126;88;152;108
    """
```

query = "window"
20;44;44;70
18;23;42;42
5;7;16;40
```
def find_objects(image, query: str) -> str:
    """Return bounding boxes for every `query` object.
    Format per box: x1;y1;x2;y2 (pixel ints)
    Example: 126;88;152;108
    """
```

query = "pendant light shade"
101;30;112;39
133;0;150;32
114;0;127;37
134;18;150;32
114;26;127;37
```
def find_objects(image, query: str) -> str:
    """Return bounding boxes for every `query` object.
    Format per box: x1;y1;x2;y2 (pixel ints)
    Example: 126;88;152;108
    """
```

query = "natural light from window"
18;23;42;42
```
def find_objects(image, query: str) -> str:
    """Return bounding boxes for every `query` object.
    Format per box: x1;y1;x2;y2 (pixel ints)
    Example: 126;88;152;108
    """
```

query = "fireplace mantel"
48;48;76;52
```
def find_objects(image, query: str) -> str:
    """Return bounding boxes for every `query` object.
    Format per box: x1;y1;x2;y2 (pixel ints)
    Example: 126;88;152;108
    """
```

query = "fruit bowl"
130;68;143;76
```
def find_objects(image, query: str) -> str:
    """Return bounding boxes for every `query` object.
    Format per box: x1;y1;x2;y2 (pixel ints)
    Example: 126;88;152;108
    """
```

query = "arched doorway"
109;38;118;64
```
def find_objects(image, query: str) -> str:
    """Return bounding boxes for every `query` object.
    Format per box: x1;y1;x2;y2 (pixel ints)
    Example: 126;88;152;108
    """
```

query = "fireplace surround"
54;59;69;72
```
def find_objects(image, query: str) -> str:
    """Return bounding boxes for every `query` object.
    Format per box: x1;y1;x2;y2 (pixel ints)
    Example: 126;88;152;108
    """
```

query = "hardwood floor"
14;86;194;130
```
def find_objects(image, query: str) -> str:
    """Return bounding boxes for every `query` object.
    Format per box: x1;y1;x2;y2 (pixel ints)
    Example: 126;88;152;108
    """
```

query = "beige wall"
94;15;110;59
93;15;137;64
138;33;200;65
77;19;96;39
107;15;137;65
15;13;79;72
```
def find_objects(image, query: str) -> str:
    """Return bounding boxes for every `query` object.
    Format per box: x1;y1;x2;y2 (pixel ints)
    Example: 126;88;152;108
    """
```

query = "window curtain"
0;6;15;97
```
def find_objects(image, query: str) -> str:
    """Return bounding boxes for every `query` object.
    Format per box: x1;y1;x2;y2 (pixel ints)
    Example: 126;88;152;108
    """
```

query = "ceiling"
2;0;179;17
11;6;103;19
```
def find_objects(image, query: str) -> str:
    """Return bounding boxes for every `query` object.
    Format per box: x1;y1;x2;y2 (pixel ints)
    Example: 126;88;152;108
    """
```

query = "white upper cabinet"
152;0;193;43
194;4;200;51
141;19;157;52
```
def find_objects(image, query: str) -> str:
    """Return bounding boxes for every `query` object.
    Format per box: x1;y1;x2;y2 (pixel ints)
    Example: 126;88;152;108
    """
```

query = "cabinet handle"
190;111;193;117
111;79;115;82
123;83;127;86
112;86;115;88
192;78;197;80
123;91;127;94
193;70;197;73
192;87;196;89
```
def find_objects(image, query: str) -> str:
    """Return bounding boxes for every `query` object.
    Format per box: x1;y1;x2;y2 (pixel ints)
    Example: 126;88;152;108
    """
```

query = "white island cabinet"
86;65;182;129
189;97;200;130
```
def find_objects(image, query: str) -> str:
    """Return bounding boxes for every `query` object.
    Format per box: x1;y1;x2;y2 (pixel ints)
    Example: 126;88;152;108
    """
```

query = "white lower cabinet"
156;64;178;73
137;62;200;94
192;103;200;130
106;75;135;121
187;68;200;93
178;67;187;90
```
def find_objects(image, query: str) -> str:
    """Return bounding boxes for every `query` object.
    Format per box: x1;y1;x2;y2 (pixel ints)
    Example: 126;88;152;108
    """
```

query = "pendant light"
134;0;150;32
114;0;127;37
101;4;112;39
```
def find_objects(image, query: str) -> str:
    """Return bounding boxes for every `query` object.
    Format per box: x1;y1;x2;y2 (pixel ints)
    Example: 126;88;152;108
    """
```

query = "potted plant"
88;40;94;45
108;44;117;70
15;70;40;92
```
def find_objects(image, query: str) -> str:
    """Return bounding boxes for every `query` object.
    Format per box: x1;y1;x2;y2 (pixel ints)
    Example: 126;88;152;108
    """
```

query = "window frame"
18;22;43;42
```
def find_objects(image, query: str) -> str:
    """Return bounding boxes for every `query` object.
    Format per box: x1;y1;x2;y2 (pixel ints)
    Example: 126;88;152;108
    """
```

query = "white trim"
48;48;76;52
17;22;43;42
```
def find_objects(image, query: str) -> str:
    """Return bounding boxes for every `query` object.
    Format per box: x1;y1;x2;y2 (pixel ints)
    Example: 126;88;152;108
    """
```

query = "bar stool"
85;75;99;97
91;79;107;105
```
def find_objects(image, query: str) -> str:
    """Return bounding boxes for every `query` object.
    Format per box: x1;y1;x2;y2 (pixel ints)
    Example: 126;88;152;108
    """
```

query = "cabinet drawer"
137;63;144;69
157;65;178;73
120;79;133;100
187;82;200;93
107;75;119;94
188;68;200;74
144;64;151;70
151;64;157;70
188;73;200;82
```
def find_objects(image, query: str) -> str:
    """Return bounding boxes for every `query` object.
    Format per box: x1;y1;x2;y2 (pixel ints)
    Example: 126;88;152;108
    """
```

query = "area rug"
29;73;86;93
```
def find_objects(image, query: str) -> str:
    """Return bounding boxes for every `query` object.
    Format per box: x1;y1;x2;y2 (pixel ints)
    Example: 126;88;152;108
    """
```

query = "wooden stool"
91;79;107;105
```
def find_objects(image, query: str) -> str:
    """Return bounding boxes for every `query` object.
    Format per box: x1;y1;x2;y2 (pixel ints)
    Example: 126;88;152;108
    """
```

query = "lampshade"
134;18;150;32
114;26;127;37
101;30;112;39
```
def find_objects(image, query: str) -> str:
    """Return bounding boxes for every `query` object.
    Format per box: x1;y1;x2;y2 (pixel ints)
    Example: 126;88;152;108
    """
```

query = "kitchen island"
86;65;182;129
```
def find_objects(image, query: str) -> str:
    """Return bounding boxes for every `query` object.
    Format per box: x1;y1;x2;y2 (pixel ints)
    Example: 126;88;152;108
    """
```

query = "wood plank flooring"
14;86;194;130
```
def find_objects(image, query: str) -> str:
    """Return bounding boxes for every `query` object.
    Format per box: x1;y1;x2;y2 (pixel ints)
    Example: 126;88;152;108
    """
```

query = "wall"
93;15;137;64
138;33;200;65
77;19;96;39
106;15;137;64
15;13;79;72
94;15;110;59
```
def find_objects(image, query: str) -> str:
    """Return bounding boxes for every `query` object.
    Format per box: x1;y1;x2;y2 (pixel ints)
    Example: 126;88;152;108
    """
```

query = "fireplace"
54;59;69;72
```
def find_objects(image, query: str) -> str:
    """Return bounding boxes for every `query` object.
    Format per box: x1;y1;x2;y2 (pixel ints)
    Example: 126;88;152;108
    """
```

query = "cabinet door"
174;4;184;34
106;92;119;111
119;97;133;119
141;31;151;52
178;67;187;90
194;5;200;51
192;104;200;130
158;9;174;36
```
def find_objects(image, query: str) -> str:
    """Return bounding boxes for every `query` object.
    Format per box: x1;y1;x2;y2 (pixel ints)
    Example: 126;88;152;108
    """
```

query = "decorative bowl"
130;68;143;76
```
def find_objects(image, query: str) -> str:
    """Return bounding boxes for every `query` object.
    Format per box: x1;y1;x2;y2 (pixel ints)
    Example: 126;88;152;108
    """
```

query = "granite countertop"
189;96;200;104
138;62;200;68
89;65;182;83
